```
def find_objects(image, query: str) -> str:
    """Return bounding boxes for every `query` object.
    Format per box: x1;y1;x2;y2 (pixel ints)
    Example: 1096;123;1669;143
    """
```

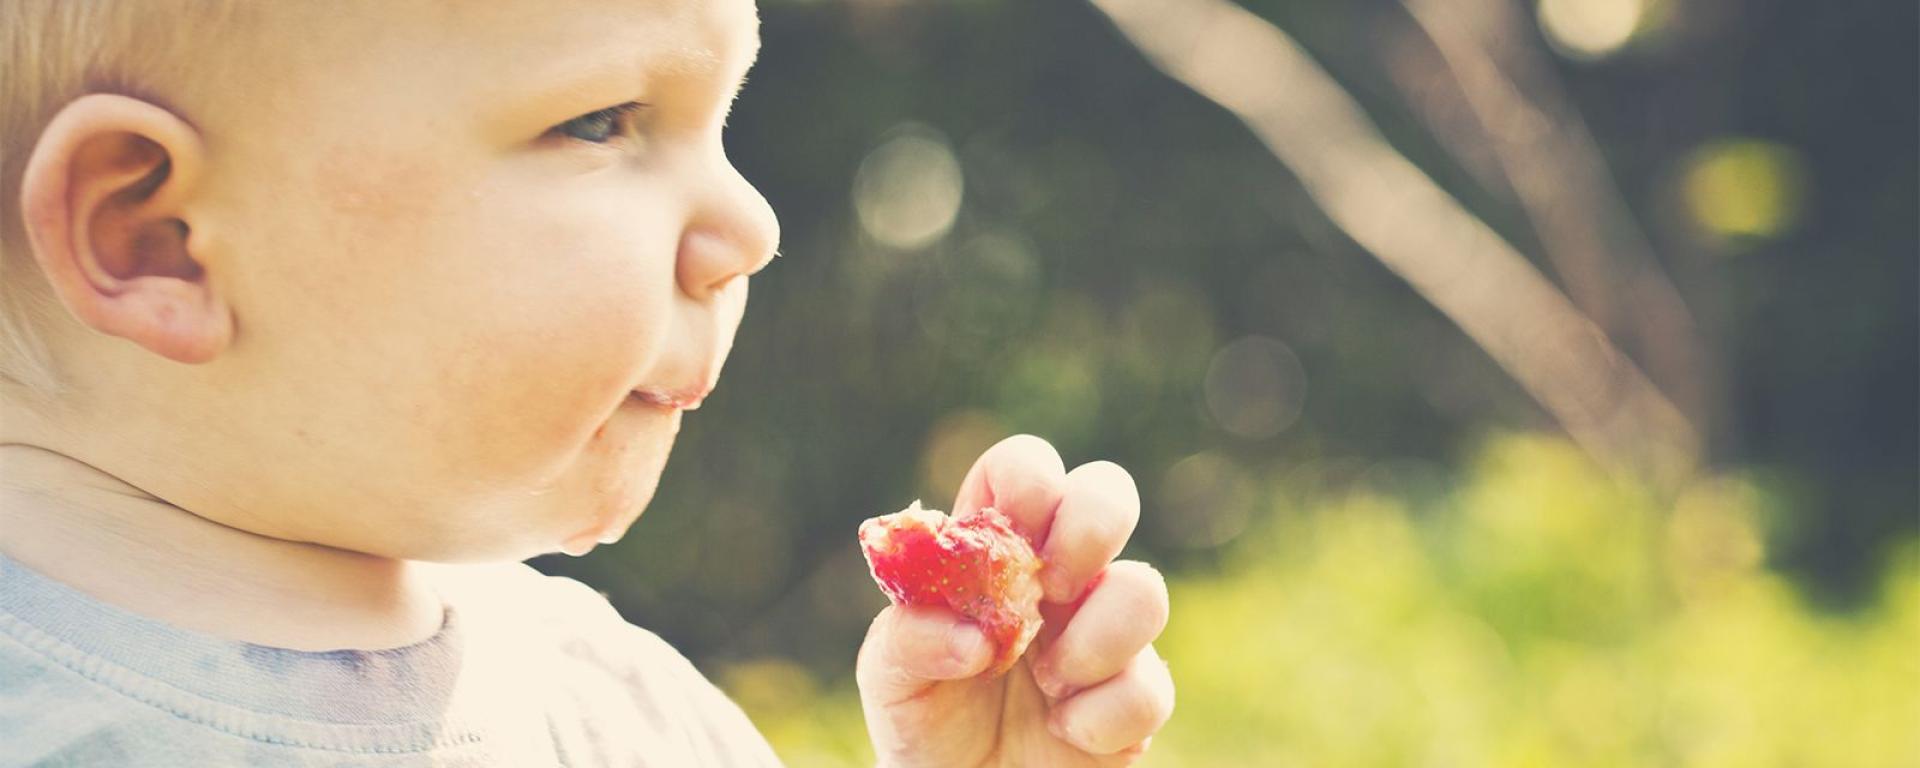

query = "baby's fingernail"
946;624;988;672
1030;657;1066;698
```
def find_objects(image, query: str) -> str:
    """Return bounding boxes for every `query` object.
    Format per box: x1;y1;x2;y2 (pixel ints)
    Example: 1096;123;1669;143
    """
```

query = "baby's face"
176;0;775;560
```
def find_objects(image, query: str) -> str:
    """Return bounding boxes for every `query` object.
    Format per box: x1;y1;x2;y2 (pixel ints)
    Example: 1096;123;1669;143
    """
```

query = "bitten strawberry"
858;500;1045;676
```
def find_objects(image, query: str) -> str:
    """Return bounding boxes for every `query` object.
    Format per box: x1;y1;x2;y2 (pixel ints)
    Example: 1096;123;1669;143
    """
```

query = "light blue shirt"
0;550;784;766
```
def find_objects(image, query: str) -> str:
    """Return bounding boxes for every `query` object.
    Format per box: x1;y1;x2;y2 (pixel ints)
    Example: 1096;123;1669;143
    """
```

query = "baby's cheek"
406;179;673;489
433;276;662;487
309;144;460;231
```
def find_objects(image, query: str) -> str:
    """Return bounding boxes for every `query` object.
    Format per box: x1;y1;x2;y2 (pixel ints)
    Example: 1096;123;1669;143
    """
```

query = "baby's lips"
628;384;710;410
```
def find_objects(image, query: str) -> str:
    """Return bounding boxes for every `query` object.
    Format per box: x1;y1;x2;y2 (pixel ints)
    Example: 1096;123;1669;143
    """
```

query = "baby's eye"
552;102;647;144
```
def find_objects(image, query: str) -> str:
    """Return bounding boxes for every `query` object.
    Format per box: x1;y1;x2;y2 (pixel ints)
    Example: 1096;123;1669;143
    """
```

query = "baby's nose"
677;159;780;302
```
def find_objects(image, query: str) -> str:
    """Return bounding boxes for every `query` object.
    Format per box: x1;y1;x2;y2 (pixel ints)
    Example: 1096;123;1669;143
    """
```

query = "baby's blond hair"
1;0;241;404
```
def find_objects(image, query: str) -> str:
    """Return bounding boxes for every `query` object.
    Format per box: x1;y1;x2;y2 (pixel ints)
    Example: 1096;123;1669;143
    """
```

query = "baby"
0;0;1173;765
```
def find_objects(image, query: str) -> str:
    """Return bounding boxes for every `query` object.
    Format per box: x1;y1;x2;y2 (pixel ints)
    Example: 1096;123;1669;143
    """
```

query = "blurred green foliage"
720;433;1920;766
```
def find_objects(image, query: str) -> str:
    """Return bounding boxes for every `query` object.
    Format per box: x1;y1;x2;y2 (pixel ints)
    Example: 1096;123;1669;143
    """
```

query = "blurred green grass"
715;433;1920;767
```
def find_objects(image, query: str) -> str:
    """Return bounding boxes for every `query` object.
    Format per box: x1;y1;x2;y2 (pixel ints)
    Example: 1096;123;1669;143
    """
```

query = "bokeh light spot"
1666;477;1766;602
852;122;964;250
1678;138;1808;242
919;409;1007;505
1155;451;1257;549
1538;0;1644;61
1204;335;1308;440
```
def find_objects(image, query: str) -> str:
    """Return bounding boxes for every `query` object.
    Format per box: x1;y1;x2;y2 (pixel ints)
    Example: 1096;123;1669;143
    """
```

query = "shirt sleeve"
536;573;786;767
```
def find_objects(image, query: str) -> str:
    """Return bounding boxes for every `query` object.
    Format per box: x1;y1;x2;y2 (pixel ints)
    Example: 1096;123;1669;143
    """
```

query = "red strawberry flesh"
858;501;1045;676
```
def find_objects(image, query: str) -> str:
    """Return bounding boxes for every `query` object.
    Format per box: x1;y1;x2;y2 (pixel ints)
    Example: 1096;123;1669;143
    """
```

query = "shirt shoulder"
0;621;167;766
428;561;786;767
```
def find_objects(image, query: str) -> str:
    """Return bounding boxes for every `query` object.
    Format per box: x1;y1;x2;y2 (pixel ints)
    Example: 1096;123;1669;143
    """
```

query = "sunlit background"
529;0;1919;764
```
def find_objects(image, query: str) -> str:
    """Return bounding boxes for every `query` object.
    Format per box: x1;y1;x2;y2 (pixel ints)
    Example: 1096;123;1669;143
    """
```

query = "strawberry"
858;500;1045;676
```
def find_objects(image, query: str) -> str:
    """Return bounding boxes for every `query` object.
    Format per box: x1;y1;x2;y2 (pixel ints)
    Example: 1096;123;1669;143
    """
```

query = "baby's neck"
0;443;446;652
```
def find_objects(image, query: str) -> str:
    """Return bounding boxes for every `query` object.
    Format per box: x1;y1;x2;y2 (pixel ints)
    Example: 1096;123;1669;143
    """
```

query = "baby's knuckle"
1096;460;1140;495
1052;642;1097;682
1068;459;1127;484
1071;505;1133;556
1149;650;1176;716
998;433;1062;465
1115;681;1173;740
1070;461;1140;507
1104;561;1170;628
988;436;1069;500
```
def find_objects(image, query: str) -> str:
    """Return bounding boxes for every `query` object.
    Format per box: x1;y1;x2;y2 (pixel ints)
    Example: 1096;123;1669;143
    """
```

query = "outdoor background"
529;0;1919;764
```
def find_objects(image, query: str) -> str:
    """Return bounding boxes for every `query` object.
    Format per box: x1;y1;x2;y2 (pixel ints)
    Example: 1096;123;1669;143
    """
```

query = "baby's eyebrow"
740;27;762;78
646;6;760;83
717;12;763;87
731;26;762;92
488;17;759;131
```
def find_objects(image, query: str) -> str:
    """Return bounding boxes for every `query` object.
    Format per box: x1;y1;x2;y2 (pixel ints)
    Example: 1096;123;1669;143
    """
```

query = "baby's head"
0;0;777;562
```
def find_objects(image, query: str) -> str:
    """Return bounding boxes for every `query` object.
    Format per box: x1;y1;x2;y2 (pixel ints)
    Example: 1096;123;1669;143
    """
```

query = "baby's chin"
556;402;680;556
415;396;680;563
558;461;664;556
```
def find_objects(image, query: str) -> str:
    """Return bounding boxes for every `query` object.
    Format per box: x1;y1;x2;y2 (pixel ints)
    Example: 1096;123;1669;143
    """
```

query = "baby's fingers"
1039;460;1140;602
1047;644;1176;756
951;434;1068;542
1029;560;1169;700
855;605;992;707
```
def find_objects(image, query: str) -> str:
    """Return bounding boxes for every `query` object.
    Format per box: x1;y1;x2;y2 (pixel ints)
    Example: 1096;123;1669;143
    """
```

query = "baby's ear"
18;93;229;364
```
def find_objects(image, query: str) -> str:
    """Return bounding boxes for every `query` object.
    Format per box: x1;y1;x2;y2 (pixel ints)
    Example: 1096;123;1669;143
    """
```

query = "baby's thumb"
856;604;994;704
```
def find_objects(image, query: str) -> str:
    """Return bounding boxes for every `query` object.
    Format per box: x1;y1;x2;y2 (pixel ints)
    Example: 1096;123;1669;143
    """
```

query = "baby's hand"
856;435;1174;767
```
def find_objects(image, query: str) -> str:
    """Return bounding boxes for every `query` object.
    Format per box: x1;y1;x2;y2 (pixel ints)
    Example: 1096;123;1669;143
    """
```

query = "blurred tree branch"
1088;0;1699;489
1392;0;1714;430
